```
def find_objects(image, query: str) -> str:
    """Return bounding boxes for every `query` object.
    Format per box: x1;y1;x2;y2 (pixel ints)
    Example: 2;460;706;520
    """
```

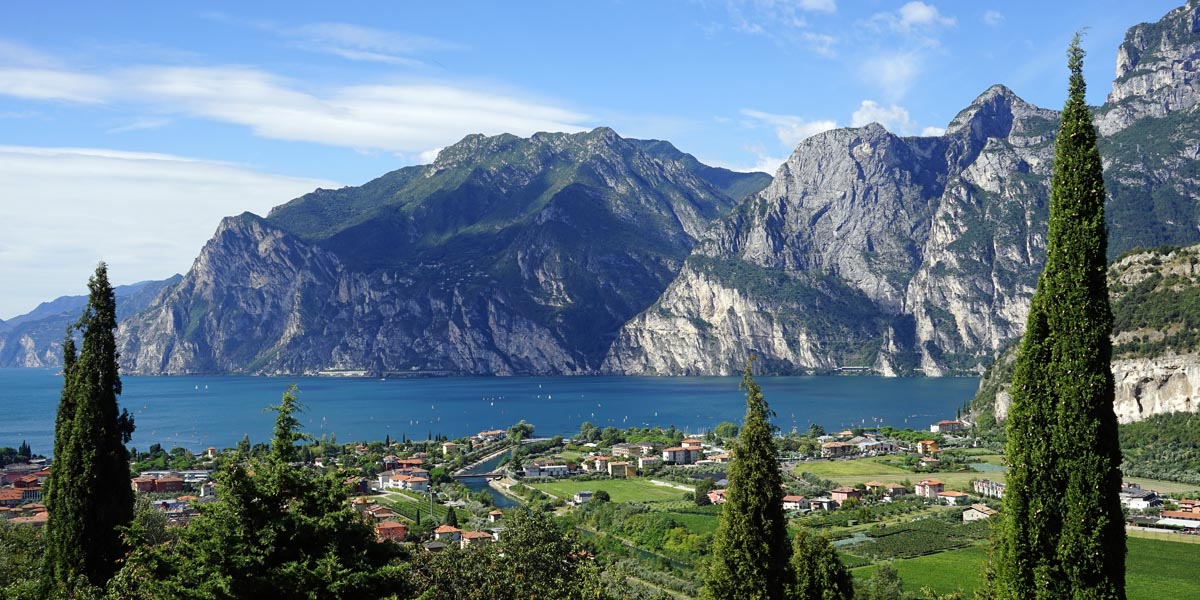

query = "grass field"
1122;476;1200;496
532;478;686;503
796;457;912;478
851;537;1200;599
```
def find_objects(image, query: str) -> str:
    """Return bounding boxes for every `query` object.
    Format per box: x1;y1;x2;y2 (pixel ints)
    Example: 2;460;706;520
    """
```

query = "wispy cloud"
859;52;922;101
0;63;591;154
0;145;338;318
0;68;111;103
983;10;1004;27
712;0;839;56
106;117;172;134
202;13;459;68
741;109;837;147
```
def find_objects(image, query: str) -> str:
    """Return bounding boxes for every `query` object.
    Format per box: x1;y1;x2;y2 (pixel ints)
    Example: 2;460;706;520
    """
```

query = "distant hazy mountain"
0;276;181;368
118;129;767;374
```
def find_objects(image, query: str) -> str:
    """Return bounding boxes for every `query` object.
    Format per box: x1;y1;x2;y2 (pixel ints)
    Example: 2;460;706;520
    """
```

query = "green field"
852;537;1200;599
796;457;912;478
531;478;686;503
1122;476;1200;496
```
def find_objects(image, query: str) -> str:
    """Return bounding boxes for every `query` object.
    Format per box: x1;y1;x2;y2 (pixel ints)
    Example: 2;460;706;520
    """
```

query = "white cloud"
802;32;838;58
983;10;1004;27
921;125;946;137
850;100;918;135
797;0;837;13
859;52;921;100
0;65;592;154
741;109;837;147
0;68;111;103
0;145;339;319
895;2;956;31
106;117;172;134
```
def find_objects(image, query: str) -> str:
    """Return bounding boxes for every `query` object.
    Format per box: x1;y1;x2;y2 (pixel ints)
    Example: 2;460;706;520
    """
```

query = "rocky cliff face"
118;130;766;375
1097;0;1200;135
983;244;1200;424
605;86;1059;375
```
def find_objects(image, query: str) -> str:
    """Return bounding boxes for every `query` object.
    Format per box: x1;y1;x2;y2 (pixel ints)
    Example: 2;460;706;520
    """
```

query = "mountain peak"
945;84;1036;138
1098;0;1200;134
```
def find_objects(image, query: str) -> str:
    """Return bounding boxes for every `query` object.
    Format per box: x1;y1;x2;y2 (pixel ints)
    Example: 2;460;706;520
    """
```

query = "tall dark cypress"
43;263;136;591
703;359;790;600
994;35;1125;600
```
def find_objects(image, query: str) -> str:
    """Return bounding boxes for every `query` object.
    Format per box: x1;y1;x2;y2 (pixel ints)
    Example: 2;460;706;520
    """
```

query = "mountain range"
5;1;1200;384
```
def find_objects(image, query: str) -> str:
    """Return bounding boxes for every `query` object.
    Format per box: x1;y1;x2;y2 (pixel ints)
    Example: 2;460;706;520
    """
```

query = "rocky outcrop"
984;244;1200;424
1097;0;1200;135
1111;354;1200;423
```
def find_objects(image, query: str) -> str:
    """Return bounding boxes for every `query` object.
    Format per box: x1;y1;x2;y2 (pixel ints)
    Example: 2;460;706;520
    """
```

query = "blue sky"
0;0;1184;318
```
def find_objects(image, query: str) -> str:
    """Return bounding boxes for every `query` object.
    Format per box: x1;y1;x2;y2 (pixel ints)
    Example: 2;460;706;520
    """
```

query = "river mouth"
458;451;520;508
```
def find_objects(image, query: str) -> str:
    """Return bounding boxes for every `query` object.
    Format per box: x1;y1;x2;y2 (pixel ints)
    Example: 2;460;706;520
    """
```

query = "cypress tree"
703;358;790;600
994;35;1125;600
43;263;136;591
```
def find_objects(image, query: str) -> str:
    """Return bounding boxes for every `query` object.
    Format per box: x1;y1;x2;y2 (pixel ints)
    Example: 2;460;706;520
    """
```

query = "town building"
973;479;1005;499
963;504;999;522
937;490;970;506
574;491;594;504
783;495;806;510
916;440;940;455
830;486;862;506
375;521;407;543
930;420;966;434
914;480;945;498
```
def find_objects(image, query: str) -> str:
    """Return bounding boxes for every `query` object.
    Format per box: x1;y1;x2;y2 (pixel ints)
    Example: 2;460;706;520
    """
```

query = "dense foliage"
43;263;137;593
789;528;853;600
110;387;409;600
994;37;1126;600
703;360;791;599
1119;412;1200;484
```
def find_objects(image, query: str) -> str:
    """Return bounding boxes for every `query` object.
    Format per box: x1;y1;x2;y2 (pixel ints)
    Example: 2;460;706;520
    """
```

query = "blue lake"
0;369;979;457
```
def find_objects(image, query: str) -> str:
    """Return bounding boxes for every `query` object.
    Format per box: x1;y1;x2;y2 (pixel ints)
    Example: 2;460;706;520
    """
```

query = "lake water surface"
1;369;978;457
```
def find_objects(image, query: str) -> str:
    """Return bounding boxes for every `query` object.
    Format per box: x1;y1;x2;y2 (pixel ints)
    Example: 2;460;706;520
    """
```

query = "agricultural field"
531;478;687;503
374;491;450;522
1122;476;1200;497
795;457;912;478
851;536;1200;599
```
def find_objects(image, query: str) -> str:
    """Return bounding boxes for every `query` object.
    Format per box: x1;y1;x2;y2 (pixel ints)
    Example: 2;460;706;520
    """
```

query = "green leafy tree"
592;489;611;503
414;509;608;600
788;528;852;600
704;359;790;600
862;561;902;600
993;35;1126;600
109;386;408;599
714;421;740;440
43;263;136;593
17;440;31;459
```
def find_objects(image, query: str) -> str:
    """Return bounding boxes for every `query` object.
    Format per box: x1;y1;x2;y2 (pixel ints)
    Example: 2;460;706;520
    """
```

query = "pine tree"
994;34;1125;600
703;358;790;600
17;440;30;459
445;506;458;527
43;263;136;591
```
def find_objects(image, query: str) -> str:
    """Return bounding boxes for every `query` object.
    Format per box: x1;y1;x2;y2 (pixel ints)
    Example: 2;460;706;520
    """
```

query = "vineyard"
846;516;990;560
